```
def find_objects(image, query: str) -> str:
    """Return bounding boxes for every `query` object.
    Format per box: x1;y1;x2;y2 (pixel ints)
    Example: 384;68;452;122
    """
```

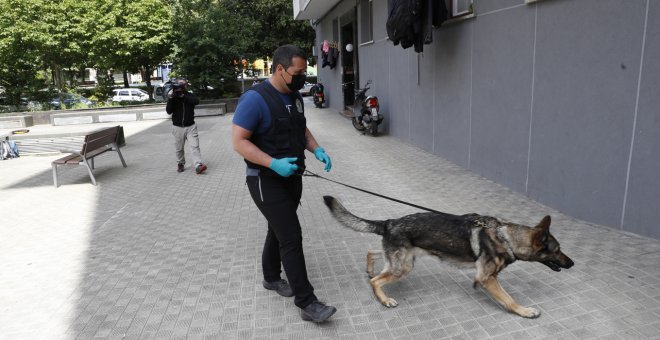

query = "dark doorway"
341;9;358;109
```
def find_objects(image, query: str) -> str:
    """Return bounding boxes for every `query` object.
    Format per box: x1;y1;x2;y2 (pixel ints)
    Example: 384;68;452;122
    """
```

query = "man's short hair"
272;45;307;70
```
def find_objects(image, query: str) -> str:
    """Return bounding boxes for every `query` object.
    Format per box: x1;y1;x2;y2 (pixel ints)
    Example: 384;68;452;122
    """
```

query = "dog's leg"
474;257;540;318
366;250;382;278
370;249;413;308
480;276;540;318
370;271;400;307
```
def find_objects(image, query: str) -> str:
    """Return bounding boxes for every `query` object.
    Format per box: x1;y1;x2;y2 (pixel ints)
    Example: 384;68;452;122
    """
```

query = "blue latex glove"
269;157;298;177
313;147;332;172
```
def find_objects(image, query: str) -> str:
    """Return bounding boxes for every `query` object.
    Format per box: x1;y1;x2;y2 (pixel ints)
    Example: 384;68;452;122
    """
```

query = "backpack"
1;140;19;160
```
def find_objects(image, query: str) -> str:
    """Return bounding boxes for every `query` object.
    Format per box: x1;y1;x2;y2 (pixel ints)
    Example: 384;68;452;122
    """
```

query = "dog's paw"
382;298;398;308
366;270;375;278
519;307;541;319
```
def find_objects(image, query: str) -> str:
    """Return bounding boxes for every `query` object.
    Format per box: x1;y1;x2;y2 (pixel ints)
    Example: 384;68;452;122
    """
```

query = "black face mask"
282;70;306;92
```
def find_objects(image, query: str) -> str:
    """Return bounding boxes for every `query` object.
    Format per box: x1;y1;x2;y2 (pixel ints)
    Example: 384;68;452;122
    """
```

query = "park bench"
51;125;126;187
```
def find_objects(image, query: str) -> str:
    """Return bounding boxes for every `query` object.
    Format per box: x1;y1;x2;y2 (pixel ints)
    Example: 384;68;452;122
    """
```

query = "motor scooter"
311;83;325;108
348;80;383;136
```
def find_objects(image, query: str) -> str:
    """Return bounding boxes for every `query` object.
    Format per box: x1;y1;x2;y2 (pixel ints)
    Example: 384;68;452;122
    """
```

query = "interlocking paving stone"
1;102;660;339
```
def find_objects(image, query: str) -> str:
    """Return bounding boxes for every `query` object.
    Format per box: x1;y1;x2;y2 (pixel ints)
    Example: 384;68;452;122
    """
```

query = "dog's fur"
323;196;574;318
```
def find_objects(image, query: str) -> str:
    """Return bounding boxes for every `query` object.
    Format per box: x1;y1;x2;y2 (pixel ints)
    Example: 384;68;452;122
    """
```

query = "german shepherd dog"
323;196;574;318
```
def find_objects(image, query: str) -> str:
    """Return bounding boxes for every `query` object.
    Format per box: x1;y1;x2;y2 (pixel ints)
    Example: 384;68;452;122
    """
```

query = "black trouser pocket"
246;175;302;206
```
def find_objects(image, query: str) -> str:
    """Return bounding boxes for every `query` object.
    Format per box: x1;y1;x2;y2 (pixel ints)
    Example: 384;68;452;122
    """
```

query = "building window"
360;0;373;43
449;0;474;19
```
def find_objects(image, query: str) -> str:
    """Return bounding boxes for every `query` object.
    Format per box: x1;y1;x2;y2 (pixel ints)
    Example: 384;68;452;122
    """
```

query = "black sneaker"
177;163;184;172
262;279;293;297
300;301;337;322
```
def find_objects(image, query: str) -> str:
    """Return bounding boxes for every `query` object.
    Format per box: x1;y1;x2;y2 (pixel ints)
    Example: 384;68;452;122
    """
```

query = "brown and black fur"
323;196;574;318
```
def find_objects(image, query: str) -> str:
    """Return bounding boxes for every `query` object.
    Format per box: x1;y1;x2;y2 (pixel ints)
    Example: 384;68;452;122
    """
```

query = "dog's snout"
561;254;574;269
565;258;574;269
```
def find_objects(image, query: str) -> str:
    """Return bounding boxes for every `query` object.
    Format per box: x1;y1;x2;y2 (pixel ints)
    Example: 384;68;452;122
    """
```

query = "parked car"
300;82;315;96
112;88;150;102
50;93;94;110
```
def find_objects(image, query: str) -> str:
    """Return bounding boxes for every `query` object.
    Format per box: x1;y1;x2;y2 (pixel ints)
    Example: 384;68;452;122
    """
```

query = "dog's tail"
323;196;385;235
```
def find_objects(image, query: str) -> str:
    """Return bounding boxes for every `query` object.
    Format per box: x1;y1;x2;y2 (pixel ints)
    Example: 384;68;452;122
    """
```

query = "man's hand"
313;147;332;172
167;90;174;99
269;157;299;177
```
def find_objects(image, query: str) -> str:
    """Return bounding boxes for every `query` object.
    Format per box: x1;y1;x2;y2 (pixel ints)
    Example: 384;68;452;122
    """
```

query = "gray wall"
315;0;660;239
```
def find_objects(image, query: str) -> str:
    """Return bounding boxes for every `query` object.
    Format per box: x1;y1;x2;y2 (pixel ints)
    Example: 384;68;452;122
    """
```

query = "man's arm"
305;127;332;172
305;127;321;152
165;94;174;114
232;124;272;168
185;92;200;105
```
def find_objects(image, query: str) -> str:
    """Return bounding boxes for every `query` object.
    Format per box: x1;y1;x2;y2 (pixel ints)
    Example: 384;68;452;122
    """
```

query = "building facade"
295;0;660;239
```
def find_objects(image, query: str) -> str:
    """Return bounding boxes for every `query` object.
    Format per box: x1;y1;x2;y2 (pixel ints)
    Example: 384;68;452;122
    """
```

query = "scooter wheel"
352;117;367;131
315;102;322;108
369;124;378;136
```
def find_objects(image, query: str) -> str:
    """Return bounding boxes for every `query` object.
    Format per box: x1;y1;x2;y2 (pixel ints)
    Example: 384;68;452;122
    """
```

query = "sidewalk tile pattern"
1;101;659;339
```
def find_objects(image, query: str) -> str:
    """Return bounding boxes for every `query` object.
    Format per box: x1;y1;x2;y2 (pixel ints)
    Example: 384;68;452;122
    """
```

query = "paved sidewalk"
1;102;659;340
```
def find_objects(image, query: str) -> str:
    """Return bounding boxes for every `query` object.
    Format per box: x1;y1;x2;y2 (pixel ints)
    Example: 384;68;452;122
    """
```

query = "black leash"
303;170;443;214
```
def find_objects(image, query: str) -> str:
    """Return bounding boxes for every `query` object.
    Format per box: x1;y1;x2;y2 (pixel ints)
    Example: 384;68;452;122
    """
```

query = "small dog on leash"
323;196;574;318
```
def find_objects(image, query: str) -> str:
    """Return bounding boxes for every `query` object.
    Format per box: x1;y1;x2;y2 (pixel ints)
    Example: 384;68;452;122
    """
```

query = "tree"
0;1;39;105
224;0;316;59
90;0;173;99
171;0;258;92
170;0;315;95
0;0;314;106
0;0;46;105
35;0;92;97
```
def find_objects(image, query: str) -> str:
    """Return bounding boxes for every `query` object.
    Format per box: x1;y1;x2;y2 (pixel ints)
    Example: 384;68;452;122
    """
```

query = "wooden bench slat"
84;147;112;159
83;129;119;154
65;157;82;164
86;126;119;140
53;154;81;164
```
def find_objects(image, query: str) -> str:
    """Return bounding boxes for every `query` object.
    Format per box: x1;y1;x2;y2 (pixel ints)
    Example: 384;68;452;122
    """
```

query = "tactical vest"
245;81;307;176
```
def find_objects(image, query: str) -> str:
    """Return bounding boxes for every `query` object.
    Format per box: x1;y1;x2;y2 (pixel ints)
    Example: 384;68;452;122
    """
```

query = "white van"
112;88;149;102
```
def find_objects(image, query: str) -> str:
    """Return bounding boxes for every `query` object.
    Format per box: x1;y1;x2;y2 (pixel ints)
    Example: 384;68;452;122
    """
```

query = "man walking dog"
231;45;336;322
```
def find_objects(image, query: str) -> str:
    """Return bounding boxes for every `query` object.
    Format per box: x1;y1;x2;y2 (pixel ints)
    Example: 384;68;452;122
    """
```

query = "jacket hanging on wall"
387;0;447;53
321;41;340;69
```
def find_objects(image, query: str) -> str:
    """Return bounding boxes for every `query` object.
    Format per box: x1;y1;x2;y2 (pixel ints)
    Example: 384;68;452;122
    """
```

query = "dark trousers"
246;175;317;308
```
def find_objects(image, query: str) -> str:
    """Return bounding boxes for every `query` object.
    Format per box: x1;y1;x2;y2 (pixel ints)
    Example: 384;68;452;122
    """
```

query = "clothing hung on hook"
386;0;448;53
321;40;340;69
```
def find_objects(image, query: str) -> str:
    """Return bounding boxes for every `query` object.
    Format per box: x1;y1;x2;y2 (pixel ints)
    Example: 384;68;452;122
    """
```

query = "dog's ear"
532;216;552;250
535;215;551;231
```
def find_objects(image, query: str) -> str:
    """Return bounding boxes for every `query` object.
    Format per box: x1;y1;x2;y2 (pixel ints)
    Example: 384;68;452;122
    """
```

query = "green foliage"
90;0;173;97
225;0;316;59
93;69;116;102
0;0;315;108
171;0;315;91
171;0;258;89
0;0;49;104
